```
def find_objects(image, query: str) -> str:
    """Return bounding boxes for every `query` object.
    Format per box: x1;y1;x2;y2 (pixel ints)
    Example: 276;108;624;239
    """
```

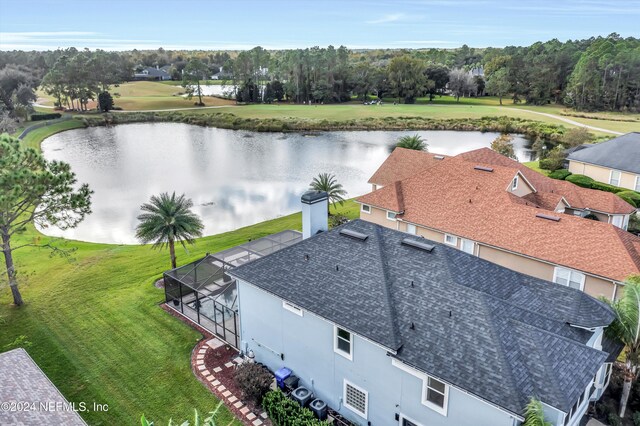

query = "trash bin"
284;375;299;391
275;367;291;390
310;399;328;420
291;387;313;407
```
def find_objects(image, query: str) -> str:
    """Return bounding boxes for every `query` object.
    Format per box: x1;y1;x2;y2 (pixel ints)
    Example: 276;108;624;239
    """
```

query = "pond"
41;123;535;244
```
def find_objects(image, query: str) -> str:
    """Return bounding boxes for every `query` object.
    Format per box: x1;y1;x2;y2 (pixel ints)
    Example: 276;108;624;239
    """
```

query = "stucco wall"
237;280;520;426
569;161;639;191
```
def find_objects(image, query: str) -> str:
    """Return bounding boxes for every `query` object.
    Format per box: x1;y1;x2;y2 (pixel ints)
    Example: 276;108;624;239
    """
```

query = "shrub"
328;214;349;229
30;113;62;121
548;169;572;180
538;146;566;171
634;412;640;426
609;413;622;426
234;362;273;404
617;191;640;208
566;174;595;188
262;390;328;426
591;181;623;194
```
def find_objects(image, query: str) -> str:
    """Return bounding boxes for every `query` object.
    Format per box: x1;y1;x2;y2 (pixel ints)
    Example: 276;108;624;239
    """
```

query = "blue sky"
0;0;638;51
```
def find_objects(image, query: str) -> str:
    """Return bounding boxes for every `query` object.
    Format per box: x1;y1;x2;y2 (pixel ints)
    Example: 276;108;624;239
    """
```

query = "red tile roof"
368;147;449;186
358;150;640;282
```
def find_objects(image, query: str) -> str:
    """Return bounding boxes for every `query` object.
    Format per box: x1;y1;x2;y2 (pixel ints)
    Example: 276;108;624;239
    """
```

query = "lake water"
40;123;534;244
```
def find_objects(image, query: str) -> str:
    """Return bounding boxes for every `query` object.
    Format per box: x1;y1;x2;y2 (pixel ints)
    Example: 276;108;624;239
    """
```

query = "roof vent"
401;238;435;252
474;166;494;172
434;155;445;160
536;213;561;222
339;229;368;241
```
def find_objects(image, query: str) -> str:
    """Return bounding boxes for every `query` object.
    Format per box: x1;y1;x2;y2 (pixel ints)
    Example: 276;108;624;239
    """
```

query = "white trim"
511;175;519;190
334;325;353;361
460;238;476;255
282;301;303;316
444;234;458;246
423;375;449;416
406;223;417;235
635;175;640;192
387;211;397;221
552;266;586;291
399;414;424;426
609;169;621;186
361;204;371;214
343;379;368;418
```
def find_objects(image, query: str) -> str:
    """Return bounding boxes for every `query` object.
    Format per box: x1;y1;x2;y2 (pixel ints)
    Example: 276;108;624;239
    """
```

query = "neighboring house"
358;147;640;300
231;201;618;426
133;65;172;81
568;132;640;192
0;348;87;425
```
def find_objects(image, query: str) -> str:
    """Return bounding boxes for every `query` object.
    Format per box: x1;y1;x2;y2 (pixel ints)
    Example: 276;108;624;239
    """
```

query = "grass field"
0;163;359;426
36;81;234;111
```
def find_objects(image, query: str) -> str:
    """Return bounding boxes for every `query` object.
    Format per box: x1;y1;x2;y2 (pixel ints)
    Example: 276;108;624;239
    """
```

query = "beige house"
568;132;640;192
357;148;640;300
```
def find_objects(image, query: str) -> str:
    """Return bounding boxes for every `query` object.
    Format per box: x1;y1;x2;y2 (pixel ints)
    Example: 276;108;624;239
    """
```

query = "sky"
0;0;639;51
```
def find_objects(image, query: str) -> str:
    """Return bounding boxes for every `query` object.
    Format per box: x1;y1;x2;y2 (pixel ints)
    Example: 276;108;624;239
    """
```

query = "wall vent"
401;238;435;252
339;229;368;241
536;213;561;222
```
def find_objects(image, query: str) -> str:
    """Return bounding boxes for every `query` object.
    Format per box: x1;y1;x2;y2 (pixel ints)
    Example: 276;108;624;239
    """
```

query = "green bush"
619;191;640;208
566;174;595;188
30;113;62;121
591;181;624;193
262;390;328;426
609;413;622;426
634;411;640;426
234;363;273;404
548;169;572;180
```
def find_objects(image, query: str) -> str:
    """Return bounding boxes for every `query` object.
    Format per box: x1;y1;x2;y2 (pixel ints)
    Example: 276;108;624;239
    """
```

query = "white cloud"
366;13;406;24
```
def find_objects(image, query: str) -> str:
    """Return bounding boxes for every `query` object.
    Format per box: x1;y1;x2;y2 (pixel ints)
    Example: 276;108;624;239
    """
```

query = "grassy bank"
0;185;359;426
78;110;568;141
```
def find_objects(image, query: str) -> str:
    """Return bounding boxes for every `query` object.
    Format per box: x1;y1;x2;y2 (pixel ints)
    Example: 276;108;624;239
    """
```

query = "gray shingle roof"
231;220;614;417
568;132;640;174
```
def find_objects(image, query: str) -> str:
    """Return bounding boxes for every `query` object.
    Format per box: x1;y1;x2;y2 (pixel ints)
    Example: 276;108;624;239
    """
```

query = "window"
423;376;448;415
344;380;368;418
334;326;352;360
512;176;519;190
609;170;621;186
635;176;640;192
553;267;585;291
460;239;475;255
611;215;624;229
282;301;303;316
387;211;397;221
406;223;417;235
444;234;458;246
400;415;423;426
361;204;371;214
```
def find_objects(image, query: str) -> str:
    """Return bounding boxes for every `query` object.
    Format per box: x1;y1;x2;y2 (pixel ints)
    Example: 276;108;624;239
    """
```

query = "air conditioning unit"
309;399;328;420
291;387;313;407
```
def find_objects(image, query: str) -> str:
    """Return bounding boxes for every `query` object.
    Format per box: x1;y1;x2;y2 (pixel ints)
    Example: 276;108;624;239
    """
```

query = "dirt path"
505;107;623;135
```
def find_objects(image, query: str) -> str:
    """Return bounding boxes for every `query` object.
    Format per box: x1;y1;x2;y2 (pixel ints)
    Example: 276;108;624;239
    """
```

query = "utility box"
275;367;291;390
310;399;328;420
284;375;299;391
291;387;313;407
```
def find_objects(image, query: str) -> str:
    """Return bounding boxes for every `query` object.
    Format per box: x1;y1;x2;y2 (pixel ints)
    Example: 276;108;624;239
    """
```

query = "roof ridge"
374;225;403;350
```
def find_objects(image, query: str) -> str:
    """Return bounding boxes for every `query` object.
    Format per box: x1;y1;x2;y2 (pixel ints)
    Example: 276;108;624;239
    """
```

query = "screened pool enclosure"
164;230;302;348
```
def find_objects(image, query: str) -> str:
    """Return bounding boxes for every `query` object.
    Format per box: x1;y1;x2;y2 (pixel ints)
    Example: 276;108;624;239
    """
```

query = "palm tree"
309;173;348;211
523;398;551;426
135;192;204;269
603;275;640;418
396;134;428;151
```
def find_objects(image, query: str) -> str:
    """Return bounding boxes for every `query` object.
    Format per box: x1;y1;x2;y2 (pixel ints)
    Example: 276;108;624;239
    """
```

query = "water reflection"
40;123;534;244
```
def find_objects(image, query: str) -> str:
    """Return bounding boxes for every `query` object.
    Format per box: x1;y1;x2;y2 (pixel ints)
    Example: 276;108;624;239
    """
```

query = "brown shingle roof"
357;153;640;282
368;147;449;186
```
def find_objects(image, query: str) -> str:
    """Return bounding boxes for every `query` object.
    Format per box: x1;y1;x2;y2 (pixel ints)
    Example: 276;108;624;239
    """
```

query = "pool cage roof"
164;230;302;304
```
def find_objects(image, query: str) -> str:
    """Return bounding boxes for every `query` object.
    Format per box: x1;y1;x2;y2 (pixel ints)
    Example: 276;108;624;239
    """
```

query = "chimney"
301;190;328;239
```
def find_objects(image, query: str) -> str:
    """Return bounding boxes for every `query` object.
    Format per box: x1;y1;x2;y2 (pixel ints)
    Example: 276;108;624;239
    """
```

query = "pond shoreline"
75;111;566;141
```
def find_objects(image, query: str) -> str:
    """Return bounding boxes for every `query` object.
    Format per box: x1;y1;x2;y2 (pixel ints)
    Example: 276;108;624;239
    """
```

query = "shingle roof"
0;348;87;425
357;150;640;282
568;132;640;174
368;147;449;186
231;220;613;417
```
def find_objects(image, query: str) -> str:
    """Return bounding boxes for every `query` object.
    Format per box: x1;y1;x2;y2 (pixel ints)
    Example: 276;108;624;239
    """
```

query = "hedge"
566;174;595;188
618;191;640;208
548;169;572;180
31;113;62;121
262;390;329;426
591;181;624;194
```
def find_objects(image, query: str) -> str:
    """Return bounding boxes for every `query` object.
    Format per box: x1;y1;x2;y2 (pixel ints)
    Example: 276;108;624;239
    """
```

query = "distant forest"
0;33;638;112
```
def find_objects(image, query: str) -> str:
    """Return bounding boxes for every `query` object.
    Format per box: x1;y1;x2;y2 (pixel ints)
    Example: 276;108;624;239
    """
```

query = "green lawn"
21;119;87;150
522;161;550;176
0;194;359;425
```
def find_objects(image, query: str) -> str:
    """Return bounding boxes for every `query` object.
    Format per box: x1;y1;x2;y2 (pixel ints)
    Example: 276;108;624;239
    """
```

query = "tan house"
357;147;640;300
568;132;640;192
